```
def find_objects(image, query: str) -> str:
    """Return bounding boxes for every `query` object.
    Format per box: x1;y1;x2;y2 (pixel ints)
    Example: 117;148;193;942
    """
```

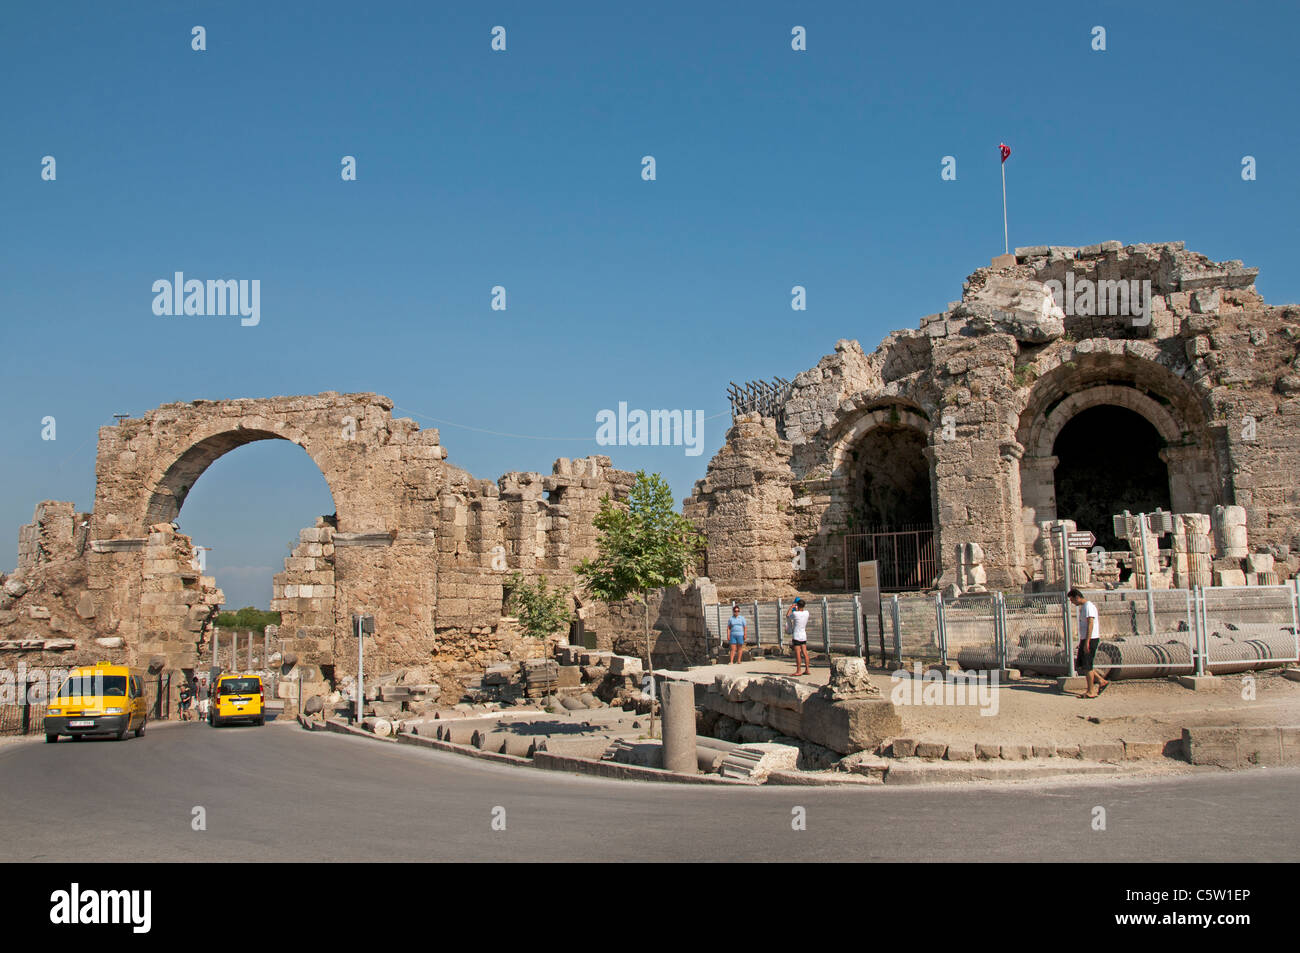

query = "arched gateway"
86;393;446;687
685;241;1293;598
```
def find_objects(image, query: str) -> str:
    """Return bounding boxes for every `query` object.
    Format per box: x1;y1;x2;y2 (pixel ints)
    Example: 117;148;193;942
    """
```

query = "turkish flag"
999;143;1011;163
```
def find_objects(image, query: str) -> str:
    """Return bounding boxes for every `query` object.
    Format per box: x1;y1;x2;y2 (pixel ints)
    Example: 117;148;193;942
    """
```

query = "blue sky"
2;1;1297;608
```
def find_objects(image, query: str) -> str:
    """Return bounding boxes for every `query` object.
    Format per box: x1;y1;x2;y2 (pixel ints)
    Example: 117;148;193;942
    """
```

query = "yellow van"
45;662;148;742
209;673;265;727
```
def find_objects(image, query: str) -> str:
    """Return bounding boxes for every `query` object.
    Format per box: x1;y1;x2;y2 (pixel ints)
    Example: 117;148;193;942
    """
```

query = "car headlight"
105;708;124;715
46;708;59;716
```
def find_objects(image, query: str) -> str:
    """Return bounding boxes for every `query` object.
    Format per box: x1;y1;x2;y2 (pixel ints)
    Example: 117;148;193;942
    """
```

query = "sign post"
1059;525;1076;677
353;613;375;725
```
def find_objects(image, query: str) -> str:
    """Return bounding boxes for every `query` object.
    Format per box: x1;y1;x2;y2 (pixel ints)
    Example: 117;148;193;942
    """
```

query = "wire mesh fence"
0;703;46;736
704;579;1300;678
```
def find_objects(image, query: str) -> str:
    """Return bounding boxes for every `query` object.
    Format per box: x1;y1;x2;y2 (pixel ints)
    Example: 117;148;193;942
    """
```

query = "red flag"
999;143;1011;163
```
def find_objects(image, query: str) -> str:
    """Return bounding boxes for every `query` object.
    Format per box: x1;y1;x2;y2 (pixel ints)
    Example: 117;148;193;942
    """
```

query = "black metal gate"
843;525;938;591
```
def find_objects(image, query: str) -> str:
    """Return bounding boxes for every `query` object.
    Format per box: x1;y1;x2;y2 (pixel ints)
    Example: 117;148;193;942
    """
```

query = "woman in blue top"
726;604;748;664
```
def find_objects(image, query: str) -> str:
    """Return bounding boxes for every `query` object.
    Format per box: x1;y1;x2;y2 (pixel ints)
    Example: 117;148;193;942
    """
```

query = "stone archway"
1016;354;1220;559
85;393;447;689
825;405;938;589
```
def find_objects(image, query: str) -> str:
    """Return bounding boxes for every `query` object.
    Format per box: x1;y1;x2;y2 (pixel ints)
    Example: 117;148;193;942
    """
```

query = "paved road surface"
1;720;1295;862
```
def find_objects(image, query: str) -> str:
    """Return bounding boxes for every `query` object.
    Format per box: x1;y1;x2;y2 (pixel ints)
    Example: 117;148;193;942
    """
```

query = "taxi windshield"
56;674;127;698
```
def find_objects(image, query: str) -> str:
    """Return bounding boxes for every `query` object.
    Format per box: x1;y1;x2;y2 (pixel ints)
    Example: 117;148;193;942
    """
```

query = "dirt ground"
671;656;1300;748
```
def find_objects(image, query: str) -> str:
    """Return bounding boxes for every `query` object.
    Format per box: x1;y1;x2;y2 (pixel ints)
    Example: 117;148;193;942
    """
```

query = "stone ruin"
0;394;713;714
685;241;1300;600
6;241;1299;717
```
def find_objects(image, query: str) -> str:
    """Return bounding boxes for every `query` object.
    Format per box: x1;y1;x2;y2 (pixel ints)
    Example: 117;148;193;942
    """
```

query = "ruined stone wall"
687;242;1300;599
2;397;651;708
580;578;717;670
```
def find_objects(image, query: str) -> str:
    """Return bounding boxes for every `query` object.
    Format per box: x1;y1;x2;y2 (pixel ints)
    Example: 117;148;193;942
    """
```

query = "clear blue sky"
2;1;1297;608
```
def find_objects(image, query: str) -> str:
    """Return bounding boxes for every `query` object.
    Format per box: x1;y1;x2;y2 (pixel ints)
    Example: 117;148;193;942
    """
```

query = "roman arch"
1016;353;1221;557
85;393;447;679
814;404;938;590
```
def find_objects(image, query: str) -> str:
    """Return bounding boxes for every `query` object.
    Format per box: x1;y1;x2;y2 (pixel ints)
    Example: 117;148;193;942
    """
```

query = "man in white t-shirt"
1069;588;1109;698
787;597;811;676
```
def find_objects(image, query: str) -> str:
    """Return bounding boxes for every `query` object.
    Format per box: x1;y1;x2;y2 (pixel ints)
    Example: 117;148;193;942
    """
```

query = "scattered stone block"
975;743;1001;760
915;741;947;760
945;743;975;762
1079;742;1124;763
890;738;918;758
718;742;800;783
609;655;643;676
1123;740;1166;760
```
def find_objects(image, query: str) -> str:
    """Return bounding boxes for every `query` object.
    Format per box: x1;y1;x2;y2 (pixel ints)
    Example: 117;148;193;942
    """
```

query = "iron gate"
843;526;938;591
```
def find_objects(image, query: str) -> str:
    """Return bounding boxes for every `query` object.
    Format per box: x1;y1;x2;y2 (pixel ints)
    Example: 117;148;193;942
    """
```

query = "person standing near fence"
726;604;748;664
1069;588;1109;698
787;598;811;676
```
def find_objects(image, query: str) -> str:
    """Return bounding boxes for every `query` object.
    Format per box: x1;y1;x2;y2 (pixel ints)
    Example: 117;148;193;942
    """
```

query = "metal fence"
706;580;1300;678
843;526;938;591
0;702;45;736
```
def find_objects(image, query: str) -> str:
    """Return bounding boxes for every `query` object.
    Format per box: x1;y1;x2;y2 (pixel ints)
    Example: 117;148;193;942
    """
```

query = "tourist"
178;681;194;721
726;604;747;664
787;597;811;676
1068;588;1109;698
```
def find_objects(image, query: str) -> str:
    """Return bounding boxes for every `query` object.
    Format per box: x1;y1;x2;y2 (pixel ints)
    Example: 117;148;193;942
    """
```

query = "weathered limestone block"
799;695;903;755
955;276;1065;343
716;673;752;703
744;674;817;711
608;655;642;676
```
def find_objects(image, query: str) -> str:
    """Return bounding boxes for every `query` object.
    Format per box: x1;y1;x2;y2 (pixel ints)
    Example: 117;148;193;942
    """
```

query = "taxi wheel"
45;733;58;743
134;720;145;738
114;727;128;741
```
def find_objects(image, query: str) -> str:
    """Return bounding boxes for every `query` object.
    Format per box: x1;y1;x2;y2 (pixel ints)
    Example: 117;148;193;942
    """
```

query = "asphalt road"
1;720;1296;862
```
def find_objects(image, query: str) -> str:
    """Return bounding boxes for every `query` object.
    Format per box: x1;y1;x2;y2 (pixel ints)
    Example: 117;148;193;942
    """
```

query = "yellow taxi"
209;673;265;727
45;662;148;742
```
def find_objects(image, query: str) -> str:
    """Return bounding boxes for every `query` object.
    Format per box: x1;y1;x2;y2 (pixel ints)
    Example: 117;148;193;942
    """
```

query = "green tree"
215;606;282;630
576;470;705;736
505;574;572;640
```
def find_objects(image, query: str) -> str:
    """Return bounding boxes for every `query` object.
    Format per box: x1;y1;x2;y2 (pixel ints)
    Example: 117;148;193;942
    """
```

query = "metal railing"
705;580;1300;677
843;526;938;591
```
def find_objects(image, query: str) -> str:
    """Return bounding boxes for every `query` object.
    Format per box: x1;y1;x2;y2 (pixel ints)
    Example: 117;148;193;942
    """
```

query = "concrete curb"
1183;725;1300;768
397;730;534;767
766;770;882;786
303;715;1291;786
532;750;746;784
882;760;1150;785
324;717;398;743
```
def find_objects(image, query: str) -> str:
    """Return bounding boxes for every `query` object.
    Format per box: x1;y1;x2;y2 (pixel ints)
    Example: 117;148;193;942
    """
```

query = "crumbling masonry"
4;241;1297;708
685;242;1300;599
1;396;712;710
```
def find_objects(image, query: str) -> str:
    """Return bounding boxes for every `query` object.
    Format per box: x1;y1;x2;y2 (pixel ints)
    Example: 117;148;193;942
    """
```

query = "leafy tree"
576;470;705;735
215;606;282;630
505;574;572;640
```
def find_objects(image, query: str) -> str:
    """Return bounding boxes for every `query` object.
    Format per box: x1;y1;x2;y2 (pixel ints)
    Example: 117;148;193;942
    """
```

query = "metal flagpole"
1001;160;1009;255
